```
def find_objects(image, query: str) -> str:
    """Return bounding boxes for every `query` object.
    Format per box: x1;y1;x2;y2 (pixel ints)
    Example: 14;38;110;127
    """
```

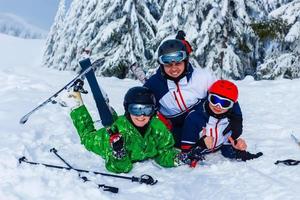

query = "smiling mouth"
135;118;145;122
170;71;180;76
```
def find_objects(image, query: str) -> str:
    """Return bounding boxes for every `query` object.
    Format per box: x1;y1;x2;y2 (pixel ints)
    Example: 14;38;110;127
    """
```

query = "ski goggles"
158;51;187;65
208;93;234;109
128;104;155;116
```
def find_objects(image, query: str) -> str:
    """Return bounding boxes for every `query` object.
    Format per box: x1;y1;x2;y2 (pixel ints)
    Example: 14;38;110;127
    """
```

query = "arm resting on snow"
153;119;179;167
70;105;132;173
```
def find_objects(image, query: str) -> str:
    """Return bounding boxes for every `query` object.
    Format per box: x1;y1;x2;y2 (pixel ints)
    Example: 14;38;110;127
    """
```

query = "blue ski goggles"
208;94;234;109
158;51;187;65
128;104;156;116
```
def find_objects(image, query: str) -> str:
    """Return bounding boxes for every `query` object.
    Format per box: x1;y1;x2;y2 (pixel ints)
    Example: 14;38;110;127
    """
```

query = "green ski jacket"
70;105;179;173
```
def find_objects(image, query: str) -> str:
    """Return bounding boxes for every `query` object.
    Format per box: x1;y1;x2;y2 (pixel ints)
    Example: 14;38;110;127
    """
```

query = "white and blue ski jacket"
144;63;216;120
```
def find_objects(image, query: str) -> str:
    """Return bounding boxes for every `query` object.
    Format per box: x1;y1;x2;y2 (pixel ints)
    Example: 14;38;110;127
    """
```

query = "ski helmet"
158;39;188;60
157;39;189;80
208;80;238;102
123;86;156;113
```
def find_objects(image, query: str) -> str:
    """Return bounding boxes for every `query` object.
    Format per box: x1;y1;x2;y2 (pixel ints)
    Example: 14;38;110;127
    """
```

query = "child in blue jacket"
181;80;263;162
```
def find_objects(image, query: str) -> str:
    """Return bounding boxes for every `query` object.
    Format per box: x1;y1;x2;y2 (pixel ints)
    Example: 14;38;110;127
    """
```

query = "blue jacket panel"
181;100;243;147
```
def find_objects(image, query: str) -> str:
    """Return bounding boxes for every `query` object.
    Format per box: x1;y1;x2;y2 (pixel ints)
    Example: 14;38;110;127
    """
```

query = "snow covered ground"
1;33;300;200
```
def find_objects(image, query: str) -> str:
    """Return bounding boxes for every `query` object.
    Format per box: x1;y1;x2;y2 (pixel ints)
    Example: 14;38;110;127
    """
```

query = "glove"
235;150;263;161
109;133;126;159
174;152;192;166
175;146;206;167
221;145;262;161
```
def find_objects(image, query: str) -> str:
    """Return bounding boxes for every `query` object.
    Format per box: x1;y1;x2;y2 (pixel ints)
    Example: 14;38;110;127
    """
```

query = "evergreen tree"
43;0;159;78
43;0;300;80
256;1;300;79
42;0;66;68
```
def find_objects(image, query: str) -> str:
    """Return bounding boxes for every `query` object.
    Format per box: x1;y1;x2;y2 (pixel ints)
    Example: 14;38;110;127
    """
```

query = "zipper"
173;82;189;112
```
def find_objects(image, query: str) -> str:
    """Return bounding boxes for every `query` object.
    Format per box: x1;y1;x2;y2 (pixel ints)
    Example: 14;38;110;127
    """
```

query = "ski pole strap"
275;159;300;166
131;174;158;185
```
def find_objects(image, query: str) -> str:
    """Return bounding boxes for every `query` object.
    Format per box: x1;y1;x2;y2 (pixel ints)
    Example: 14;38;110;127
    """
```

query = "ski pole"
19;65;93;124
18;157;118;193
18;156;158;185
49;148;118;193
291;134;300;148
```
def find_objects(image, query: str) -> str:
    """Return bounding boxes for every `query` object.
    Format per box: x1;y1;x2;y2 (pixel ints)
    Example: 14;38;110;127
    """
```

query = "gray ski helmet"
157;39;188;59
123;86;156;112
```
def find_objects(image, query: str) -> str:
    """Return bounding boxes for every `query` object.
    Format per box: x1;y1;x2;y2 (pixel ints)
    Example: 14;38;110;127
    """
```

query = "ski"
19;66;93;124
79;58;114;127
18;156;158;185
49;148;118;193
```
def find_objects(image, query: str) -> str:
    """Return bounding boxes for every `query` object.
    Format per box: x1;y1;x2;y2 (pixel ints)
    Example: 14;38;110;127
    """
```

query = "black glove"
109;133;126;159
188;146;206;162
175;152;192;166
175;146;205;167
235;150;263;161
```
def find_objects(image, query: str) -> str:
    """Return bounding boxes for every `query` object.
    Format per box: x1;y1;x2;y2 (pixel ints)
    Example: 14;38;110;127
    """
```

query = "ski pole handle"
99;185;119;193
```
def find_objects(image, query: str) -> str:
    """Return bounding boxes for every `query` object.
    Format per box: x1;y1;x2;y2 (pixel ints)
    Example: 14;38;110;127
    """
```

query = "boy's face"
207;93;234;115
208;103;229;115
130;114;151;127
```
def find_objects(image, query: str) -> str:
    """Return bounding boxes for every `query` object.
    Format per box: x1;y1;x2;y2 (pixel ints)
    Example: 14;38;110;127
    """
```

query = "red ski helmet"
208;80;238;102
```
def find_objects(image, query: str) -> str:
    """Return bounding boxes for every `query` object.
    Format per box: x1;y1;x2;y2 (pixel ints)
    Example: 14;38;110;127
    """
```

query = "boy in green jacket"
69;86;195;173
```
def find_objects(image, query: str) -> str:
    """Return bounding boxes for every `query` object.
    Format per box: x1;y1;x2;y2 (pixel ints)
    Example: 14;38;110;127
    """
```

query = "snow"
1;34;300;200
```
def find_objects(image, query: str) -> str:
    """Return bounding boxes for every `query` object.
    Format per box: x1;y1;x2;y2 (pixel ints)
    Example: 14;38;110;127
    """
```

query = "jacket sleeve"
152;119;179;167
70;105;132;173
223;102;243;140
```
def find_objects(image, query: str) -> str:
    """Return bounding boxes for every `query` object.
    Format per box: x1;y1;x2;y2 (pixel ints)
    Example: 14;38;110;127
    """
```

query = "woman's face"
163;61;185;78
130;114;151;127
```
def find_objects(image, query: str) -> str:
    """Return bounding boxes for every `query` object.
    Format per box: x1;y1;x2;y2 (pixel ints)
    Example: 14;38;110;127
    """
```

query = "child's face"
130;114;151;127
208;102;229;115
